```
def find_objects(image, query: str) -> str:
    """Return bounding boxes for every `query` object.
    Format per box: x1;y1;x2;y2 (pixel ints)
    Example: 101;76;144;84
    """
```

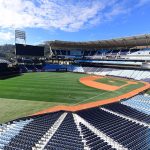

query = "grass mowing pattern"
96;77;127;86
0;72;106;104
0;72;145;123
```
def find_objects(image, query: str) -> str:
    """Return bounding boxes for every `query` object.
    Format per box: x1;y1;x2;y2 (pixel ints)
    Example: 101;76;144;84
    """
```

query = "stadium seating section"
0;93;149;150
51;48;150;60
1;48;150;150
0;59;20;79
17;60;150;85
68;66;150;82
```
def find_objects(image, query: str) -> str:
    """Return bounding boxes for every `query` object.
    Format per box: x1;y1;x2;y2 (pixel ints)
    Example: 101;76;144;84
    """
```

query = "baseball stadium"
0;0;150;149
0;33;150;150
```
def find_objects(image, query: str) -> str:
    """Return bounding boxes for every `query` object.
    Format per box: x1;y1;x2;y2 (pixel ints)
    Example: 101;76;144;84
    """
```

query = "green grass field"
146;90;150;95
96;77;127;86
0;72;144;123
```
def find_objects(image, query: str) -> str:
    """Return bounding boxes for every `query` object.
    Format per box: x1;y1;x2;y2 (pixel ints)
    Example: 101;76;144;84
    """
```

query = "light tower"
15;30;26;60
15;30;26;45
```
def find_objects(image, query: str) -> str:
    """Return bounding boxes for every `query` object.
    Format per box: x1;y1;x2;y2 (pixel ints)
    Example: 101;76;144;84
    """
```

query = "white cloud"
0;0;129;33
0;0;102;31
136;0;150;7
0;31;14;41
0;0;148;38
105;7;124;20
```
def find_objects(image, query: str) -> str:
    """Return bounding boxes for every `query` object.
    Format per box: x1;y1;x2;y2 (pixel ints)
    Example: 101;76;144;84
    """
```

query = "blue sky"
0;0;150;45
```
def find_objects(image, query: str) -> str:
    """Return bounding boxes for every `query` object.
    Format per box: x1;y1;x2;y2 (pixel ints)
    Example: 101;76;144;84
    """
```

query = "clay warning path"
79;76;136;91
33;77;150;116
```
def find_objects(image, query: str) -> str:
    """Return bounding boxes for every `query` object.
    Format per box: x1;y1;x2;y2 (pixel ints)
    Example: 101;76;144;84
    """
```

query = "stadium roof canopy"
46;34;150;50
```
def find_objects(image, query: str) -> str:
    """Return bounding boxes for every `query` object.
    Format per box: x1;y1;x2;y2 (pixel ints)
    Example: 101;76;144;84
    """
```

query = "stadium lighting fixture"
15;30;26;45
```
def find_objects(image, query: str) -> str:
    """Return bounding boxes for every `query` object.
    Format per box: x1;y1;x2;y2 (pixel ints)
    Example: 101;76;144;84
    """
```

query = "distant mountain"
0;44;15;60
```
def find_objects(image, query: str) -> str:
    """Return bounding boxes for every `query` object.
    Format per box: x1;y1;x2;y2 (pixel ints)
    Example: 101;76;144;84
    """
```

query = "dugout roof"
46;34;150;50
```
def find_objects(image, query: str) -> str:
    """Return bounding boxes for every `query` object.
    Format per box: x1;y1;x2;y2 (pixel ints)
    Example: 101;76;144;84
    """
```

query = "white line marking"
74;91;110;105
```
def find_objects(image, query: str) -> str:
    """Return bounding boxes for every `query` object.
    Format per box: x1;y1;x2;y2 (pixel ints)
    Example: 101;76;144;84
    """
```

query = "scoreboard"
16;44;44;56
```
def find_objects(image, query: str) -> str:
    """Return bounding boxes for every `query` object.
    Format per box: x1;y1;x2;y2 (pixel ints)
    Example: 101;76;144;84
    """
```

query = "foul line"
74;91;109;105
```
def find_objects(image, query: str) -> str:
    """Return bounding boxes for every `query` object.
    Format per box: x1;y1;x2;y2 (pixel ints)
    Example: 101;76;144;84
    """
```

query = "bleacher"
119;49;129;55
77;107;150;150
121;94;150;115
44;113;84;150
17;58;45;72
0;59;20;79
67;65;84;73
43;64;67;72
22;63;149;82
79;123;115;150
69;65;150;81
0;92;149;150
1;112;63;150
102;102;150;123
18;65;28;73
